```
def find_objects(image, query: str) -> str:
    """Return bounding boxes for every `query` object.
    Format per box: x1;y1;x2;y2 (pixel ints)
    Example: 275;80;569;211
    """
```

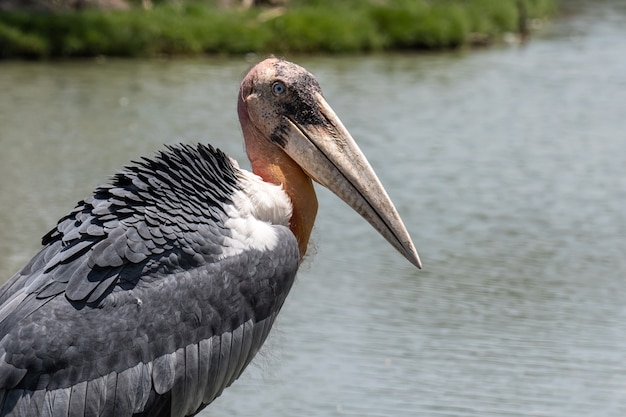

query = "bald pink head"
236;58;422;268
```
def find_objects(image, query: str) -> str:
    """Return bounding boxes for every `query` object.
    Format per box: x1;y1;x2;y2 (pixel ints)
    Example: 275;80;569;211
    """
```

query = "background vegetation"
0;0;556;59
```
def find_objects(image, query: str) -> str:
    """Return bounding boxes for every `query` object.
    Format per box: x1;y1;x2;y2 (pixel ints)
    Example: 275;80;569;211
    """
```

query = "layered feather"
0;144;298;417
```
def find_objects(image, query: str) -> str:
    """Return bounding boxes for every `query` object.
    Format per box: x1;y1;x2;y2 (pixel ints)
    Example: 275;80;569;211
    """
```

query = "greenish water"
1;1;626;416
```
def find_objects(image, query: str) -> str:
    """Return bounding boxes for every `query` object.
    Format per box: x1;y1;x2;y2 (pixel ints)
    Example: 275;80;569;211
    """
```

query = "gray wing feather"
51;387;70;417
1;389;26;417
244;314;274;369
0;353;27;391
224;324;244;387
215;331;232;398
31;280;65;300
63;258;98;301
113;367;137;417
68;382;87;417
0;240;61;307
82;270;120;304
101;372;117;417
194;338;211;411
90;228;126;268
232;319;254;380
134;362;152;413
152;352;176;395
26;390;44;416
184;343;200;415
40;391;54;417
170;348;186;417
204;336;222;404
84;377;106;417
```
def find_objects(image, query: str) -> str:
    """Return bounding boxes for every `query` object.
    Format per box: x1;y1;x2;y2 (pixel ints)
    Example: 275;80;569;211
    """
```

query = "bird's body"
0;145;297;416
0;58;420;416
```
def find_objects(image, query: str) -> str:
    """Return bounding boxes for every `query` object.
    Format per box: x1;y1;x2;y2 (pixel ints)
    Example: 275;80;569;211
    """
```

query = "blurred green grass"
0;0;556;59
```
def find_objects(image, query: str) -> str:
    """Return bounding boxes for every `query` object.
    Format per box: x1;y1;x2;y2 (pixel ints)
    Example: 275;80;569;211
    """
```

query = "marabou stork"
0;58;421;417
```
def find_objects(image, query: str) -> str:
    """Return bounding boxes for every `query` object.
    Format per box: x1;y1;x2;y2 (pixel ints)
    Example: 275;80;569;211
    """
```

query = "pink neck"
238;96;318;260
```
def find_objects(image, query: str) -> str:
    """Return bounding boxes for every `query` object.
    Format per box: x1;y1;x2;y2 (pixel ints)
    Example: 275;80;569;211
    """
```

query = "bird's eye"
272;81;287;95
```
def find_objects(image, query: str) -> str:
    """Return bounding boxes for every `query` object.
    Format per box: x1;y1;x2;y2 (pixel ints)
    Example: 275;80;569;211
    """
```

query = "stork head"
237;58;421;269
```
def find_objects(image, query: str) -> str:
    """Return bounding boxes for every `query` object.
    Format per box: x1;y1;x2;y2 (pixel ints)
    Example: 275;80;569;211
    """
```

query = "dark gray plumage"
0;144;299;416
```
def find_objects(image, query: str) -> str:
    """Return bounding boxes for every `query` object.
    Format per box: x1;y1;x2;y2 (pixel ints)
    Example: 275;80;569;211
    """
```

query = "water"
1;1;626;415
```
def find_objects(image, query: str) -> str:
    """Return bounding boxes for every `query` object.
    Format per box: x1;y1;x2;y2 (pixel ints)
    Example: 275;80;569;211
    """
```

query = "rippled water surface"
1;1;626;416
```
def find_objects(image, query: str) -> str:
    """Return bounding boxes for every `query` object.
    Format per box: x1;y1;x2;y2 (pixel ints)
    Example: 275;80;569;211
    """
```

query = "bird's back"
0;143;299;417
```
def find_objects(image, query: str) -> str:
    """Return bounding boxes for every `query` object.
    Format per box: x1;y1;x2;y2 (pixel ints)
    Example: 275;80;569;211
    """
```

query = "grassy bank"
0;0;556;59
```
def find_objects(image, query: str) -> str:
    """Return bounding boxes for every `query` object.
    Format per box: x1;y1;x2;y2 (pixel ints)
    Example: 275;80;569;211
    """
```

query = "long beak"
281;92;422;269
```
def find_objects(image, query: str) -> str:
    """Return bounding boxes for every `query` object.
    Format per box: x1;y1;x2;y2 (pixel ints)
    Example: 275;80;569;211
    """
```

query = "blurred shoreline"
0;0;556;59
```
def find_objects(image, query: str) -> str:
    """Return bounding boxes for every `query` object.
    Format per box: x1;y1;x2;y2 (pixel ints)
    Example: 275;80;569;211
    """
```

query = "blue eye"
272;81;286;95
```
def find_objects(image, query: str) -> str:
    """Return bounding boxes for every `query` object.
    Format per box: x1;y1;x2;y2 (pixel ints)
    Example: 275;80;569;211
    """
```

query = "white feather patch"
220;167;292;259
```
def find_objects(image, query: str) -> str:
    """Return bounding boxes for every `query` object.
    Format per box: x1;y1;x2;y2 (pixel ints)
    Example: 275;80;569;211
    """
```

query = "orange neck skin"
238;105;318;261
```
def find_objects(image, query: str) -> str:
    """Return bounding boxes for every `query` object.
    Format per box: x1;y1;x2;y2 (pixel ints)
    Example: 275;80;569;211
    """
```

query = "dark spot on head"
270;124;289;147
